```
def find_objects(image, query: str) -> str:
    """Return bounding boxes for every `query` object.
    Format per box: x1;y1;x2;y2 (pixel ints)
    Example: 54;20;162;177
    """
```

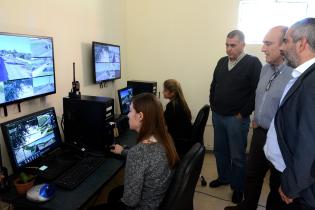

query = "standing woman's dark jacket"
164;98;192;155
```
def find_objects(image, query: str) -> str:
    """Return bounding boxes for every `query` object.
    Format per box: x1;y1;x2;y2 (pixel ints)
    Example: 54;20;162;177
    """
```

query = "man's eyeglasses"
265;70;280;91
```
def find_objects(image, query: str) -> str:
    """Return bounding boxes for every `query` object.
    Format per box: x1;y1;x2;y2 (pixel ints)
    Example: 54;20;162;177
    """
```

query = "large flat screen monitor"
117;87;133;115
92;42;121;83
1;107;62;172
0;32;56;106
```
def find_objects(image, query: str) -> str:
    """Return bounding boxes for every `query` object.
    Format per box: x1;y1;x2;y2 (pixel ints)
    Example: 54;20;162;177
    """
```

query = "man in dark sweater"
209;30;262;204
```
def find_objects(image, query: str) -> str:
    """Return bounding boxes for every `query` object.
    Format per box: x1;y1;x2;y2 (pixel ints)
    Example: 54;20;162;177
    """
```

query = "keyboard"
38;158;77;181
54;156;105;190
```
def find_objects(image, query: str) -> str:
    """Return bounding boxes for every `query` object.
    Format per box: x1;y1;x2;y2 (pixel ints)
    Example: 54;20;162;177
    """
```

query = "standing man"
264;18;315;209
209;30;262;203
225;26;293;210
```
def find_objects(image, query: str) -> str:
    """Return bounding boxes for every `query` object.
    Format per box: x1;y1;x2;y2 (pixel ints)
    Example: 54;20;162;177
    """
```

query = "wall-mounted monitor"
92;42;121;83
1;107;62;172
0;32;56;106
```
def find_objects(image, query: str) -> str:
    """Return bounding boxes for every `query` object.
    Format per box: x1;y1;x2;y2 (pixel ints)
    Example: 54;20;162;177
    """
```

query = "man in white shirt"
264;18;315;210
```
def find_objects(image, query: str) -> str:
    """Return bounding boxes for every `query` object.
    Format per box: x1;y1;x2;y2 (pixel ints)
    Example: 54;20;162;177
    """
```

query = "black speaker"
63;95;114;152
127;80;157;96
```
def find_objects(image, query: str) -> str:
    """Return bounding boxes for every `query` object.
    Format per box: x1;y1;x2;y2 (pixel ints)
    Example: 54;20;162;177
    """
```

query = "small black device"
0;145;10;192
0;166;10;192
127;80;157;96
63;95;115;153
69;62;81;98
200;176;207;186
92;42;121;83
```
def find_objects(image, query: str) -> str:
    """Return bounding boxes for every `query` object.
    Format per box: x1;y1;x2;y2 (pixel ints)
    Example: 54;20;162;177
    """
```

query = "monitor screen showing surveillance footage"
1;108;62;171
0;32;56;106
92;42;121;83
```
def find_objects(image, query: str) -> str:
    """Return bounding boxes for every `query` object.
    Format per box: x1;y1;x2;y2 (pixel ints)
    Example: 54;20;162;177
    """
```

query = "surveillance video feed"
94;43;121;82
0;34;55;104
119;88;133;115
6;111;58;168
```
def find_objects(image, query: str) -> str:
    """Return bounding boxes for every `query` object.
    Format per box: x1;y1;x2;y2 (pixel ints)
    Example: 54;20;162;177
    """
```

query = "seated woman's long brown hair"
132;93;179;168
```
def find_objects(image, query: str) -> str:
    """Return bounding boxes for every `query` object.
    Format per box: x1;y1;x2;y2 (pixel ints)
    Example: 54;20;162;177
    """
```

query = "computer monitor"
92;42;121;83
0;32;56;106
117;87;133;115
1;107;62;172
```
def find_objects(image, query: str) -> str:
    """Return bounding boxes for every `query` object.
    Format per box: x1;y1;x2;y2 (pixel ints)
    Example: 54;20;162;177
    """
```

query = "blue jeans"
212;111;250;191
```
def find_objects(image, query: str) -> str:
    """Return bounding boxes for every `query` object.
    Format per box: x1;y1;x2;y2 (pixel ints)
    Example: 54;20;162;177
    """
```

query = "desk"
0;130;138;210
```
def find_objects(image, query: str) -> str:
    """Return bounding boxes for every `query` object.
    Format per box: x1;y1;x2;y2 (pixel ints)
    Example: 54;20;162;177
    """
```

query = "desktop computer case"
127;80;157;96
63;95;114;151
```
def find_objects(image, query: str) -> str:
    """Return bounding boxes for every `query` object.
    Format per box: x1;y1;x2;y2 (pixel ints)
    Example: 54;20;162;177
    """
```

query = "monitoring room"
1;0;315;210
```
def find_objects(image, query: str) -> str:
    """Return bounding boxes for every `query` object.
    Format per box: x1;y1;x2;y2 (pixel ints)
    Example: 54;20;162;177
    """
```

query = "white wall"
124;0;265;149
0;0;126;174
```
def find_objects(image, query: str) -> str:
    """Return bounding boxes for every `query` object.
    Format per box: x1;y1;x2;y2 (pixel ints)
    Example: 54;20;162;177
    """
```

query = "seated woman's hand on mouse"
110;144;124;155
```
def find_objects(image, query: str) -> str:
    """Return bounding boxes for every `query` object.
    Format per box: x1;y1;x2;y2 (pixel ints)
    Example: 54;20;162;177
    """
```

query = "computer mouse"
26;183;55;202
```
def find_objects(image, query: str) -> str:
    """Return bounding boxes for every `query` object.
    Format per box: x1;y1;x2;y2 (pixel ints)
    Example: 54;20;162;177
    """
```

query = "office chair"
160;143;205;210
174;104;210;156
191;104;210;145
191;104;210;186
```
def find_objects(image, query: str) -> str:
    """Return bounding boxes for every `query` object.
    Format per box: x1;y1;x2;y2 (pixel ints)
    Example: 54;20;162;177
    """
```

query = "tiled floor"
194;152;269;210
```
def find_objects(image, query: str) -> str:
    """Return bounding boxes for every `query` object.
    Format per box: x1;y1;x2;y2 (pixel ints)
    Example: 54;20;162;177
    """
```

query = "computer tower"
127;80;157;96
63;95;114;152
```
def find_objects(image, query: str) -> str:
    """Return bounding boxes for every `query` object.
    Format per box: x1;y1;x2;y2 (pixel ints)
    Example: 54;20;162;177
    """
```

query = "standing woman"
163;79;193;155
92;93;179;210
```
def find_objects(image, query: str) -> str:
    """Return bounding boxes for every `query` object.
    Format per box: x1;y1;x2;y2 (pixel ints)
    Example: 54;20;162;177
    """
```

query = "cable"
61;114;64;134
194;190;231;202
194;190;266;208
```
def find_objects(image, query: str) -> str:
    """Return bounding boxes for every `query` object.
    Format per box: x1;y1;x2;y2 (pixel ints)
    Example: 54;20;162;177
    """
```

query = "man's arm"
239;57;262;117
210;59;221;107
281;84;315;198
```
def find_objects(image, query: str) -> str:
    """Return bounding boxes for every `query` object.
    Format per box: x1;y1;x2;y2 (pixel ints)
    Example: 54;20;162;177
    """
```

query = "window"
238;0;315;44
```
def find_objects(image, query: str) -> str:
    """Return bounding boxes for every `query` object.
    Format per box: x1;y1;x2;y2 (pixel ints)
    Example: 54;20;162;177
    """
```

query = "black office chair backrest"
192;104;210;145
160;142;205;210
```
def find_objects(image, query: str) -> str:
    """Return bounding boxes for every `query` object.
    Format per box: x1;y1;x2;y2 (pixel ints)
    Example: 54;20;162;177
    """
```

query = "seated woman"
91;93;179;210
163;79;193;155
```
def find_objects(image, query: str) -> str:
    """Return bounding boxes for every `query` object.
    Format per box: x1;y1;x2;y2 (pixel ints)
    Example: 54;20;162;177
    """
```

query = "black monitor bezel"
92;41;121;84
117;87;133;115
0;32;57;107
0;107;62;173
